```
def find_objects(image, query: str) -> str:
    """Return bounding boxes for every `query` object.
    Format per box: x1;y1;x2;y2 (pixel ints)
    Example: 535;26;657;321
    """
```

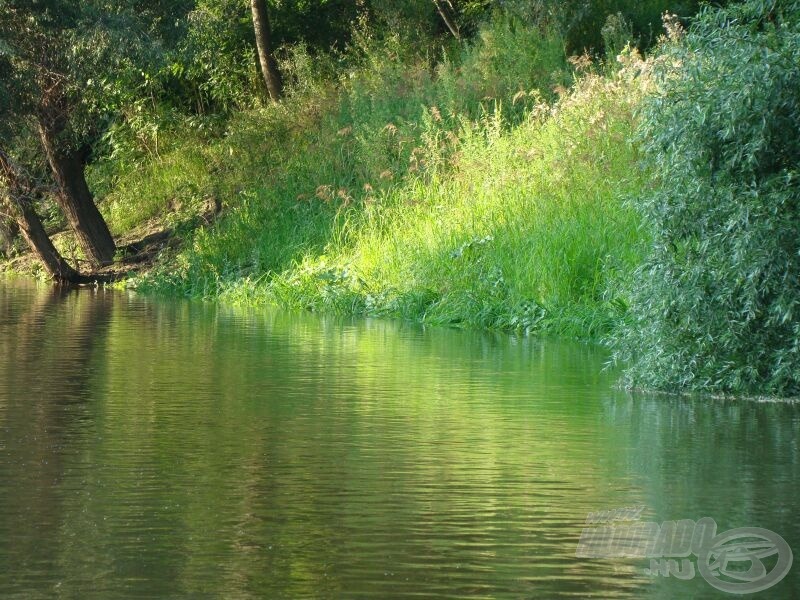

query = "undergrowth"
101;15;652;339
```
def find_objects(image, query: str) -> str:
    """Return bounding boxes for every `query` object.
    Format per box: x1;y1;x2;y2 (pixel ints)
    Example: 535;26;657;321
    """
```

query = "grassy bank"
95;18;651;339
5;2;797;397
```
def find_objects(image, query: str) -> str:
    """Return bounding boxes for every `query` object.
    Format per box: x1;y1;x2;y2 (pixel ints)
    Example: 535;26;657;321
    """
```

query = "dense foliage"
5;0;798;396
612;0;800;396
0;1;157;145
110;16;648;339
559;0;707;53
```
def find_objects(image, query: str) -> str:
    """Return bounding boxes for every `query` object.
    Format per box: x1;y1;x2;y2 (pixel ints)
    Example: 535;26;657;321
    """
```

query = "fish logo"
696;523;793;594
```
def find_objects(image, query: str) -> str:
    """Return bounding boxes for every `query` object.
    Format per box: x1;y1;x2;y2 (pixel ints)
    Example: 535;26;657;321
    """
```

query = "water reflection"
0;280;797;598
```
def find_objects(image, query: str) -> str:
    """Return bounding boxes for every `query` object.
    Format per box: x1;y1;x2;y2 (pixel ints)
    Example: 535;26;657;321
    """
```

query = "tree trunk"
433;0;460;39
250;0;283;101
0;148;83;282
37;121;116;266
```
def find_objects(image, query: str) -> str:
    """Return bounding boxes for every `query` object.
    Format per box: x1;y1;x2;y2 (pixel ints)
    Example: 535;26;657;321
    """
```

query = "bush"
435;12;569;116
561;0;704;55
612;1;800;396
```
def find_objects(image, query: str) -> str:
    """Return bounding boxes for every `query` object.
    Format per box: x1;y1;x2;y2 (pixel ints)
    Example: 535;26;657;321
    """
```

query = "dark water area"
0;279;798;598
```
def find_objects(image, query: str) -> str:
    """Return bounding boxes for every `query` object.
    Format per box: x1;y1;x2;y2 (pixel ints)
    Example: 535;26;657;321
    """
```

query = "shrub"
561;0;704;55
435;11;569;115
612;1;800;396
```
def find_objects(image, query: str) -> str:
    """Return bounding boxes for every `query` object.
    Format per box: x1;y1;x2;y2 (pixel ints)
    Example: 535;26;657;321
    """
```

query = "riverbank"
96;37;652;340
4;19;651;339
0;197;220;284
6;1;797;397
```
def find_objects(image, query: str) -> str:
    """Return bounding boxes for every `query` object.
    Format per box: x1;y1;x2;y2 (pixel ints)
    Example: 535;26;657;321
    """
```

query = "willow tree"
613;0;800;396
0;147;83;282
0;1;148;266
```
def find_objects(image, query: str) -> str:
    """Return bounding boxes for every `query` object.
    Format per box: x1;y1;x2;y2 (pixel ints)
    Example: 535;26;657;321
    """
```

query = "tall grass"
119;17;651;338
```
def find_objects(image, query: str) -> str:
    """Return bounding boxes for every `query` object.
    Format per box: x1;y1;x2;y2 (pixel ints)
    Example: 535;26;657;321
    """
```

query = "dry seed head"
662;12;684;42
337;188;353;205
315;184;333;201
568;53;592;72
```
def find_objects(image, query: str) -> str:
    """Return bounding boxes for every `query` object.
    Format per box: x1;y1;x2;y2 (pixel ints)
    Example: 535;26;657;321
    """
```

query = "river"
0;279;797;598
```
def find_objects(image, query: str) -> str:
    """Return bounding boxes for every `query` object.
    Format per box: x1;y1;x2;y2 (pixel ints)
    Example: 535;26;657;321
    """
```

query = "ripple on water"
0;280;798;598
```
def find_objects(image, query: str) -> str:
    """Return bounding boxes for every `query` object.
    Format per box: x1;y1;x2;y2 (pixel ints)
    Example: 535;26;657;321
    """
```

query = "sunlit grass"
123;22;651;339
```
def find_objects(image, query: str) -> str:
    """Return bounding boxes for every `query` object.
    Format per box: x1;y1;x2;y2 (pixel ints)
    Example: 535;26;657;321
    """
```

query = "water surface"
0;280;797;598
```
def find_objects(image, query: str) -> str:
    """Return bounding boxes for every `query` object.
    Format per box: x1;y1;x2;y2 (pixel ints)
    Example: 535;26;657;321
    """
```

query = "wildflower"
661;12;684;42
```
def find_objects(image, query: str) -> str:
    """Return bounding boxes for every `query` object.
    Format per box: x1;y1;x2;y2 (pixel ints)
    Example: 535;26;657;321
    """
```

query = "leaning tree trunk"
37;120;116;266
433;0;460;40
0;148;83;282
251;0;283;101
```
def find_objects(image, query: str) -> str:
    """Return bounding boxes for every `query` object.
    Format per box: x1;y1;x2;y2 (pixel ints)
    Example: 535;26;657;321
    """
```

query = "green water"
0;280;797;598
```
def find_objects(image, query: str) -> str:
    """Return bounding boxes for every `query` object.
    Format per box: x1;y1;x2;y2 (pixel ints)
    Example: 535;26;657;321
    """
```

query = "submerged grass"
105;18;652;339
